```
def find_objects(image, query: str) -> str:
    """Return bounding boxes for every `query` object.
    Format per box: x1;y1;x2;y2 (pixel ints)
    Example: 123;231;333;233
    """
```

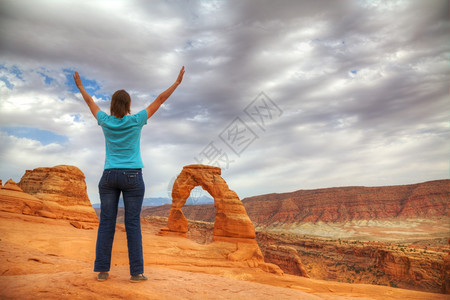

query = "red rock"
19;165;90;206
4;179;24;192
243;180;450;224
256;230;449;294
441;239;450;294
17;165;98;223
162;164;255;240
0;179;50;217
70;221;83;229
264;245;309;278
167;208;188;234
160;164;281;274
144;180;450;226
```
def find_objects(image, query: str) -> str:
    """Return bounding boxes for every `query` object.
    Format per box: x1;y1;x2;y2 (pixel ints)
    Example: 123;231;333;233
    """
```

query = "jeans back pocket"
124;171;140;188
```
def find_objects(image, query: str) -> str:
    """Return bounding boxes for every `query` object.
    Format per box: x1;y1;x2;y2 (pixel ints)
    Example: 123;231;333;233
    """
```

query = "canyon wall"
243;179;449;225
256;231;449;294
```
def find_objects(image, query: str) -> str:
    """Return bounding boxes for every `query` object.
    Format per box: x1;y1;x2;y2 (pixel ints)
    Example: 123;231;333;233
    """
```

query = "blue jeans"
94;168;145;275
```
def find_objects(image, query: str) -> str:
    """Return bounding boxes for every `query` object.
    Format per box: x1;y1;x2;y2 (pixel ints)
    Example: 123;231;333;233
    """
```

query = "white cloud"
0;0;448;204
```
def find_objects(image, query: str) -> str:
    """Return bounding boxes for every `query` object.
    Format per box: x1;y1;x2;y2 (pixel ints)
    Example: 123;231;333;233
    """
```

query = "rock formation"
4;179;23;192
264;245;309;277
160;164;255;240
441;240;450;294
243;179;450;225
3;212;445;300
14;165;98;223
160;164;281;274
256;230;449;294
0;179;56;218
139;179;450;294
143;203;216;222
19;165;91;206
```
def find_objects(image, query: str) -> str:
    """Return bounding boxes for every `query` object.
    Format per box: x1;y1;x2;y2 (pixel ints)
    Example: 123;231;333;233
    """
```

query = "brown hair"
110;89;131;118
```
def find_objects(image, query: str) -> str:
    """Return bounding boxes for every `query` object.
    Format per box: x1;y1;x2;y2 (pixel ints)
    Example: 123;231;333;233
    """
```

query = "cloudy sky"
0;0;448;204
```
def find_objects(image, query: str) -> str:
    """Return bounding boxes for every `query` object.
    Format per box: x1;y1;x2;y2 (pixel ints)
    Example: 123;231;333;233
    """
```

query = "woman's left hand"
73;72;83;89
175;66;185;86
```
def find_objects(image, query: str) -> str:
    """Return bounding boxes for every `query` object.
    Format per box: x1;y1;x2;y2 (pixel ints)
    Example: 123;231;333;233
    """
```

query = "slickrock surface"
1;211;447;300
17;165;98;223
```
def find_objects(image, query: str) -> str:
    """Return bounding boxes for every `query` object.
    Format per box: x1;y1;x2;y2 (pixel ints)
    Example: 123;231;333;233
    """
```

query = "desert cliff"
243;180;449;224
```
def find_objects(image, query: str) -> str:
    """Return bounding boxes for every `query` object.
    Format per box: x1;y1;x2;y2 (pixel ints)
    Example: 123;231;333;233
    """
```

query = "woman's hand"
72;71;100;118
175;66;185;86
73;71;83;90
146;66;185;119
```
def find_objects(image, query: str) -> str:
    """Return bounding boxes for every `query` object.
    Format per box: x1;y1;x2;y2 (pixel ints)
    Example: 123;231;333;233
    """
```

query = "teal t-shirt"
97;109;147;169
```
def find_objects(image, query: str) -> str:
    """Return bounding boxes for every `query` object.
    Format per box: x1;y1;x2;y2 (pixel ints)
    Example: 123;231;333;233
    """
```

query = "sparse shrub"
389;280;398;288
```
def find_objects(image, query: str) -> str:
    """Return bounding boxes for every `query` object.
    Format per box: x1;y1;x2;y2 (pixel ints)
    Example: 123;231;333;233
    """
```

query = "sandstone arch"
160;164;256;241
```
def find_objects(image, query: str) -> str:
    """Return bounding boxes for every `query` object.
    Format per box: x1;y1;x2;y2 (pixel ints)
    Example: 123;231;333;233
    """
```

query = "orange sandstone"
160;164;281;274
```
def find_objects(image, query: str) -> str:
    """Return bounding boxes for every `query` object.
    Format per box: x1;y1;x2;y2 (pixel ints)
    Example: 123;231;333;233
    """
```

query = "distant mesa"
243;179;450;225
0;165;98;223
160;164;282;275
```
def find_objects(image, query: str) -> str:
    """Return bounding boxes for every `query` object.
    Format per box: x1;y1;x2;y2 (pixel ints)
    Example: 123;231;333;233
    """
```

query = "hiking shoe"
130;274;148;282
97;272;109;281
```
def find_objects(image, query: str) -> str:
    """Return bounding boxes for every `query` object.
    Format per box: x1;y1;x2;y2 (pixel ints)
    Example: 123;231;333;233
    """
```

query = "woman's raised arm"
73;72;101;119
145;66;185;119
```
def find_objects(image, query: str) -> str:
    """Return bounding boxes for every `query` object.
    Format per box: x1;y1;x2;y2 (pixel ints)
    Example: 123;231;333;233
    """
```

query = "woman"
73;66;185;282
